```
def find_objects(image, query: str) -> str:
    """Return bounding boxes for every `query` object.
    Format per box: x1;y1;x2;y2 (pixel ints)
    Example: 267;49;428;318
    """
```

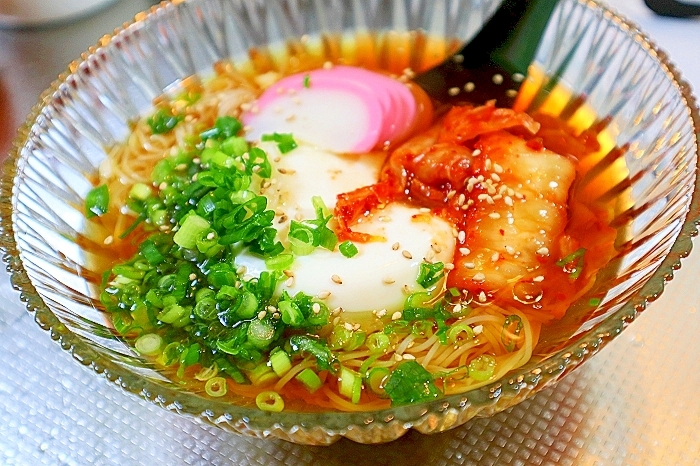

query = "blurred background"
0;1;699;465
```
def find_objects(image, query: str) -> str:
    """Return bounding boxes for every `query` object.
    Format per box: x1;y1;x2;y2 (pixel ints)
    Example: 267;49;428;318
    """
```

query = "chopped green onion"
404;292;433;311
129;183;152;201
139;240;165;266
447;322;475;344
366;332;391;354
295;368;322;393
416;262;445;288
204;376;228;397
338;366;359;400
160;342;184;366
556;247;586;280
366;367;390;397
147;109;182;134
468;354;496;381
200;116;242;141
265;253;294;271
501;315;523;352
174;214;210;249
288;335;337;372
269;350;293;377
248;363;278;386
111;313;133;335
261;132;297;153
220;136;249;157
448;287;461;297
327;324;353;350
383;360;441;405
134;333;163;356
303;74;311;88
157;304;188;324
589;297;601;307
411;320;434;338
85;184;110;218
339;241;359;258
278;300;304;327
247;319;277;349
194;363;219;381
255;391;284;412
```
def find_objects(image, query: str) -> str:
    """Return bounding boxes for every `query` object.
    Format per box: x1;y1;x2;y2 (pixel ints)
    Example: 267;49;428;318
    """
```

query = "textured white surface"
1;0;700;464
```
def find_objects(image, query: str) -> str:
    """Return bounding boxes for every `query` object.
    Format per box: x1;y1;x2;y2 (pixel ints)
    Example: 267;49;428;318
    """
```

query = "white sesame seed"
464;82;475;92
464;262;476;269
402;353;416;360
267;305;277;313
391;311;403;321
285;276;295;287
508;217;515;224
383;277;396;284
402;250;413;259
392;242;400;251
504;196;514;206
344;322;354;331
453;303;463;314
459;247;471;255
533;276;545;282
485;159;492;170
478;291;487;302
446;190;457;200
236;265;247;275
491;173;501;182
458;231;466;242
258;310;267;319
431;244;443;253
486;195;495;205
458;193;466;206
103;235;113;245
332;307;343;315
376;309;387;318
505;245;516;255
318;291;331;299
312;303;321;314
492;73;504;85
331;274;343;284
489;212;501;219
515;192;524;199
402;284;412;295
448;87;461;96
473;325;484;335
473;272;486;282
491;253;500;262
444;263;455;270
493;163;504;173
419;207;431;213
472;149;482;156
536;247;550;256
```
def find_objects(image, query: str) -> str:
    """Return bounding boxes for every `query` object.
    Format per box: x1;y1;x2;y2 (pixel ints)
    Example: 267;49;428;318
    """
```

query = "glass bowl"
1;0;698;445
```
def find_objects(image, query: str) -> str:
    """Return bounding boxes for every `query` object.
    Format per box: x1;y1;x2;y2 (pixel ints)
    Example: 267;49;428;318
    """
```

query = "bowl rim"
1;0;699;440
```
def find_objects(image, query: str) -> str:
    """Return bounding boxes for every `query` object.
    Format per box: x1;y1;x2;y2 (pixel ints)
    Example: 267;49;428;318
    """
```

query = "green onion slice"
255;391;285;412
204;376;228;397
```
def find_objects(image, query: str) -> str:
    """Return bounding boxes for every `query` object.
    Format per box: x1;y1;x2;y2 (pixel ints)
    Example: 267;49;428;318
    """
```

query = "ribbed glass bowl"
1;0;699;445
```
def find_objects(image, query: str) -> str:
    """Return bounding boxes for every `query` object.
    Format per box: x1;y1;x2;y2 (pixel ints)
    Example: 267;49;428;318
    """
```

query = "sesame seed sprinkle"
402;250;413;259
491;253;500;262
473;272;486;281
458;231;466;242
536;247;550;256
444;263;455;270
392;242;400;251
472;149;482;156
391;311;403;321
533;276;545;282
489;212;501;219
459;247;471;255
331;274;343;284
402;353;416;360
318;291;331;299
383;277;396;284
464;262;476;269
103;235;113;245
258;310;267;319
478;291;487;302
